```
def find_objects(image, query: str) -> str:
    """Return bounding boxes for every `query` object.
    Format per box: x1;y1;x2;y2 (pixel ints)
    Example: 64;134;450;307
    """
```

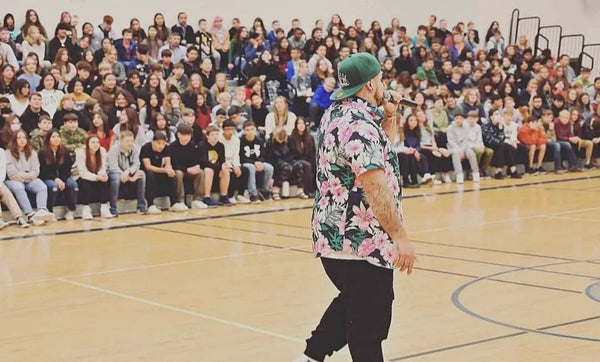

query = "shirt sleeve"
342;121;386;177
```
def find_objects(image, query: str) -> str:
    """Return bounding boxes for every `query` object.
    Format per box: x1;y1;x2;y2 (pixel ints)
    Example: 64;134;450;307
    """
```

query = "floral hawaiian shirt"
311;96;403;269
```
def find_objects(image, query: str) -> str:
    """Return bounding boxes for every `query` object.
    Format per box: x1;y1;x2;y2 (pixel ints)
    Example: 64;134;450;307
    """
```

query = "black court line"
0;174;597;243
389;315;600;361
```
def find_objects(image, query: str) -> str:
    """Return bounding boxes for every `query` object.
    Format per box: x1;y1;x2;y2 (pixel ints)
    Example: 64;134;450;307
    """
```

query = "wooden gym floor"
1;171;599;361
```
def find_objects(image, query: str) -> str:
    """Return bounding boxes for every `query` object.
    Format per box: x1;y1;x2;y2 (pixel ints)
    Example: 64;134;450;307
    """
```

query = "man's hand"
393;238;416;275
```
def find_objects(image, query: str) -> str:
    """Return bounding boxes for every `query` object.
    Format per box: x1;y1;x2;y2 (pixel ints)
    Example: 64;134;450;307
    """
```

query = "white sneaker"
169;202;189;212
191;200;208;209
30;210;47;226
420;173;434;185
433;179;442;185
0;219;8;230
473;173;481;183
81;205;93;220
281;181;290;197
64;211;75;221
228;197;237;205
442;173;452;183
37;209;56;222
235;194;251;204
100;204;114;219
147;205;162;214
456;173;464;184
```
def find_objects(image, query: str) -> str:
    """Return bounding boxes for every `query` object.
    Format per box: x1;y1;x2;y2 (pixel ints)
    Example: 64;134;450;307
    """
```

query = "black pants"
145;171;177;206
77;179;109;205
227;167;249;198
296;160;316;193
398;153;418;185
489;143;517;167
305;258;394;362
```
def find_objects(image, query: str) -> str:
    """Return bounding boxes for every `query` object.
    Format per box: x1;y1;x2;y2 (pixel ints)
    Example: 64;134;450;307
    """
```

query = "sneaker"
29;211;46;226
219;195;233;206
494;171;505;180
479;170;489;179
433;179;442;185
297;190;309;199
202;197;218;208
569;167;583;173
37;209;56;222
235;194;251;204
537;167;547;174
555;168;567;174
509;171;523;179
472;173;480;183
191;200;208;209
272;192;281;200
0;219;8;230
64;210;75;221
100;204;114;219
147;205;162;214
16;216;29;228
228;197;237;205
584;164;595;170
169;202;189;212
525;166;536;175
420;173;434;185
456;173;464;184
281;181;290;198
249;195;261;204
137;208;148;215
442;173;452;183
259;189;273;201
81;205;93;220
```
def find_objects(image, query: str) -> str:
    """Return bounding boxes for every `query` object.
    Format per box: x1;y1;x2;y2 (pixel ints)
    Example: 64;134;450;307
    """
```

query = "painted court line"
56;278;305;344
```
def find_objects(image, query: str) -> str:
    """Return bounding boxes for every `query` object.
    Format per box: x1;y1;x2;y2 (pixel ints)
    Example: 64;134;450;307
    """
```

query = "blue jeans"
44;178;78;211
552;141;579;169
242;162;274;196
109;171;147;215
5;178;48;214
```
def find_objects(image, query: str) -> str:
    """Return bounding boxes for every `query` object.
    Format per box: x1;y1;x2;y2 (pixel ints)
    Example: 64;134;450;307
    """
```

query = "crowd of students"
0;10;599;226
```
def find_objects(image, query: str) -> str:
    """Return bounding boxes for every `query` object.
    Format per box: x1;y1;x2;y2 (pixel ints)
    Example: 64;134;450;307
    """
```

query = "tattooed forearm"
359;169;407;240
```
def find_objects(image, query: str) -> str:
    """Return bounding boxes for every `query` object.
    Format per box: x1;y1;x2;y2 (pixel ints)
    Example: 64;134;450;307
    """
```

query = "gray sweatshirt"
464;123;485;149
107;144;141;174
446;123;469;153
6;150;40;181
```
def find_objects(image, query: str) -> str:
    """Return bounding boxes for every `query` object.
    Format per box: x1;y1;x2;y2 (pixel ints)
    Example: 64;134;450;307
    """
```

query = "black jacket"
38;149;73;181
20;106;49;134
168;140;201;171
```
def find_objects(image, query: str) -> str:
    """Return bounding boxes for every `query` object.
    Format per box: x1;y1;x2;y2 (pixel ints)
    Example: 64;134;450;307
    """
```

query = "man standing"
296;53;416;362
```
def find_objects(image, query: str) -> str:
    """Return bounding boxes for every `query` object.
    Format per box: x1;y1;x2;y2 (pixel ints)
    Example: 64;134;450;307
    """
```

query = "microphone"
383;91;418;108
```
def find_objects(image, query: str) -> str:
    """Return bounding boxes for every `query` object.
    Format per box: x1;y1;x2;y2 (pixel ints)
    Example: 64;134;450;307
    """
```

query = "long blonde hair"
24;25;43;45
273;96;290;127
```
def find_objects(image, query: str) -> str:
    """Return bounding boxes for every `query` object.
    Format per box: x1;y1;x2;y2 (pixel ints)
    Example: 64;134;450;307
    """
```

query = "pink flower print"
381;245;398;265
339;125;355;145
332;185;349;203
318;195;330;208
372;233;389;249
320;180;331;195
324;133;335;150
342;239;353;253
357;238;376;257
351;203;377;231
314;236;329;254
345;140;364;157
312;214;320;232
319;152;330;172
360;123;380;140
338;213;347;235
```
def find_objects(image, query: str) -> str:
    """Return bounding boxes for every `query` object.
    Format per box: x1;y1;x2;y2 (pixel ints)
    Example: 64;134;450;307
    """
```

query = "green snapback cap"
330;52;382;101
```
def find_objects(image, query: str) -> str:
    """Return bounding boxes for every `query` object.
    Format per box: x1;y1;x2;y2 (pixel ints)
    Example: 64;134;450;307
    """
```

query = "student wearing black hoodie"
240;121;273;202
168;124;206;209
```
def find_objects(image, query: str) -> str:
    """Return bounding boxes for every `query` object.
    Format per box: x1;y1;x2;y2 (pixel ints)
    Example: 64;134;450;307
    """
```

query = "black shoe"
537;166;547;174
203;197;218;208
510;171;523;179
249;195;261;204
525;166;537;175
259;189;273;201
494;171;504;179
584;164;595;170
219;195;233;206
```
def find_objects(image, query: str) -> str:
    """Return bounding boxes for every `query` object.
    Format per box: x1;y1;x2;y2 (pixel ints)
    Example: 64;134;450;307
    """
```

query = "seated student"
89;111;115;152
240;121;273;202
75;135;113;219
168;124;206;209
162;92;185;128
166;63;189;94
554;109;594;169
194;93;213;132
266;127;306;200
502;109;527;166
225;106;244;136
518;116;548;175
445;66;465;98
540;109;579;173
417;109;453;184
211;91;232;122
132;44;151;84
265;96;297;138
18;56;42;91
180;107;205;145
220;119;250;204
504;96;523;125
290;60;313;118
0;147;30;228
53;94;88;130
444;94;464;123
59;112;88;157
250;93;269;134
199;125;232;207
107;130;148;216
551;95;566;117
231;86;253;124
465;110;494;178
403;114;433;185
309;77;336;131
29;115;53;151
147;113;176;144
447;113;480;183
4;129;55;225
529;95;545;120
20;93;49;134
572;109;598;168
395;122;420;188
38;129;78;219
140;132;179;214
112;107;147;148
482;108;522;179
212;108;228;130
289;117;316;196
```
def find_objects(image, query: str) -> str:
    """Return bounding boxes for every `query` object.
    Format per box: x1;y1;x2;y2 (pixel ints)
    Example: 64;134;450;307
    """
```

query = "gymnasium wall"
4;0;600;44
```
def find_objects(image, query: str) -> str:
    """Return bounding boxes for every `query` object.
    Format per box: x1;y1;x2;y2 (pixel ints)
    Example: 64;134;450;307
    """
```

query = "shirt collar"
346;96;384;124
